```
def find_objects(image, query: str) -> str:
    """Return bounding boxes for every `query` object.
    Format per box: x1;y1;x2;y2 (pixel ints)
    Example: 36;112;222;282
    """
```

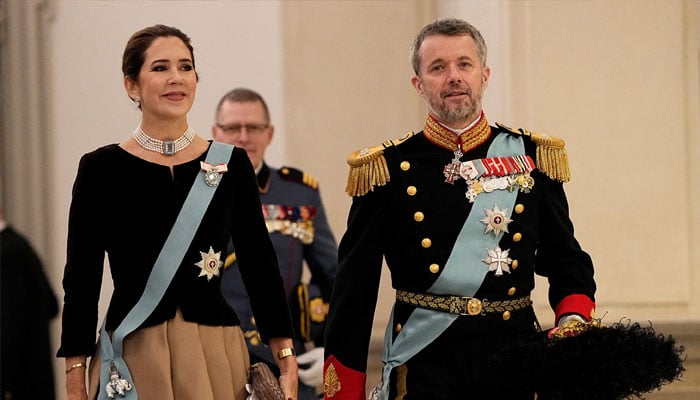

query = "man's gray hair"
215;87;271;124
410;18;488;75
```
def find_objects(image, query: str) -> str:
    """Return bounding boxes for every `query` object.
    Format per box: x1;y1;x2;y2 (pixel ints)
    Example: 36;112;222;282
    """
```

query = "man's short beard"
440;103;477;124
426;85;482;126
433;83;483;125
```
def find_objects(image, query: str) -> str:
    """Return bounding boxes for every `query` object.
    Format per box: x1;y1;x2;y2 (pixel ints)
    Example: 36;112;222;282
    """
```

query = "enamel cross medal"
483;246;512;276
443;148;463;184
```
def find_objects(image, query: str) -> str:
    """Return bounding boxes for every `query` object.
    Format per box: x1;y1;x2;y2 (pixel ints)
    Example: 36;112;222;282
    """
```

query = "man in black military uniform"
213;88;338;399
323;19;596;400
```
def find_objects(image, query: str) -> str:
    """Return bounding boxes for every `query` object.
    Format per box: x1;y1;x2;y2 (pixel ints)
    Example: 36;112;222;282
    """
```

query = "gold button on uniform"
406;186;417;196
395;324;402;333
414;212;424;222
429;264;440;273
502;311;511;320
508;287;516;296
515;204;525;214
400;161;411;171
421;238;432;248
511;260;519;270
513;233;522;242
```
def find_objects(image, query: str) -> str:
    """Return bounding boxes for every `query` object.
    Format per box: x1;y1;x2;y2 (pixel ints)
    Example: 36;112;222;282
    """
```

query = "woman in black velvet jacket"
58;25;297;400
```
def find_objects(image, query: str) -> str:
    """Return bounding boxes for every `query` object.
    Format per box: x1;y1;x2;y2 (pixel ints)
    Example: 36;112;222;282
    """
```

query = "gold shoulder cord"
496;122;571;183
296;284;311;341
345;132;414;196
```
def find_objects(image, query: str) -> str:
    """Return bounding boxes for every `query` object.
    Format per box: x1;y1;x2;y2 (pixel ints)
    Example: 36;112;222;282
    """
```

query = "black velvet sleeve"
324;187;386;373
58;152;107;357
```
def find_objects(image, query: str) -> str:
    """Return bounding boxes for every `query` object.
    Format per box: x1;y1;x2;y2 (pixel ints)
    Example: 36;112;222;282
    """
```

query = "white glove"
558;314;585;326
296;347;324;387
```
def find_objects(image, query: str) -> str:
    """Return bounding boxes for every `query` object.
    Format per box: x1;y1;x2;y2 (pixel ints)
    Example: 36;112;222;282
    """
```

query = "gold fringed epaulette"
496;122;571;182
345;132;414;196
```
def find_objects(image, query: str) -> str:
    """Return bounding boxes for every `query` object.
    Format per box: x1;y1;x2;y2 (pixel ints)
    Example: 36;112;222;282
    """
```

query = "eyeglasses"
215;123;269;135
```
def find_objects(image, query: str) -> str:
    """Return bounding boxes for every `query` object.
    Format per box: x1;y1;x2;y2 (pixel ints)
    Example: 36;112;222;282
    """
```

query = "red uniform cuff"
323;355;367;400
554;294;596;324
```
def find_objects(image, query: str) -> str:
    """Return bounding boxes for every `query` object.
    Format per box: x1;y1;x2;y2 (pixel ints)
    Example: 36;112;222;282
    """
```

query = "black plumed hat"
487;320;685;399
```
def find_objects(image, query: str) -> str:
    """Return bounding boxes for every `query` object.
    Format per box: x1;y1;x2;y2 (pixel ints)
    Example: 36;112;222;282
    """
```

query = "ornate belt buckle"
460;297;483;316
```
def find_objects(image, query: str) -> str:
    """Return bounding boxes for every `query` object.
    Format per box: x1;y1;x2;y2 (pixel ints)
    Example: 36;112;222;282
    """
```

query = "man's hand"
296;347;324;387
548;314;589;339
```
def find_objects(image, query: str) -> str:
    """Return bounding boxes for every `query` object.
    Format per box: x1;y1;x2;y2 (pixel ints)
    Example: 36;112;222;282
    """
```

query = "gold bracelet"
66;362;86;373
277;347;295;359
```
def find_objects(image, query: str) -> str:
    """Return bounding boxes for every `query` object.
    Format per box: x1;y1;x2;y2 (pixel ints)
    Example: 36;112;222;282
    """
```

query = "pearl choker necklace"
133;127;195;156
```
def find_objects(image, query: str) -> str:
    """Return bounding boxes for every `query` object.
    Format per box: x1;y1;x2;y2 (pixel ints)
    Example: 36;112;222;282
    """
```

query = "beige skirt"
88;309;250;400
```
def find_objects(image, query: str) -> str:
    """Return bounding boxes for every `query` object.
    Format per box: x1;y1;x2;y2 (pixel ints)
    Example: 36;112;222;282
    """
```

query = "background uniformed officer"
213;88;338;399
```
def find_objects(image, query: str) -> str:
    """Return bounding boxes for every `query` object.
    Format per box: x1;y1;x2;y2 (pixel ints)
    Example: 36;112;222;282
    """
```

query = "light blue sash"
377;133;525;399
97;142;234;400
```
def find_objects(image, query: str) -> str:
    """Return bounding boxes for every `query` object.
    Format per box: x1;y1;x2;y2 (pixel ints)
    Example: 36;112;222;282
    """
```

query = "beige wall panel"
281;0;431;237
506;1;696;321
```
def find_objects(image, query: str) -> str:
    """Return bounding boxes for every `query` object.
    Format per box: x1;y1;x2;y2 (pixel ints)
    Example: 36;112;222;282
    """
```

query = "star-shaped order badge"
194;246;223;281
483;246;512;276
480;204;512;236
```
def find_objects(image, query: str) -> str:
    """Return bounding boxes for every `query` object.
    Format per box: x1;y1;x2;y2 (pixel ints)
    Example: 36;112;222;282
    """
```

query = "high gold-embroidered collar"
423;112;491;153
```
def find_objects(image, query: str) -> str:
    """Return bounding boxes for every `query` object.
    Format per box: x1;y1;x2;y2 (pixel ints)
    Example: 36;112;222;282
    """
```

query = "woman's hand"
269;337;298;400
65;357;88;400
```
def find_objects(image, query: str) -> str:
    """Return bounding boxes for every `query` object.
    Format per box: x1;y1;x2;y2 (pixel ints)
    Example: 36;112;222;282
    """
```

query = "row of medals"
443;149;536;277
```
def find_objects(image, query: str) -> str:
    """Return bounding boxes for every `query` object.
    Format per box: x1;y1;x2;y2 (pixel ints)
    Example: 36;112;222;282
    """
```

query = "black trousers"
387;308;541;400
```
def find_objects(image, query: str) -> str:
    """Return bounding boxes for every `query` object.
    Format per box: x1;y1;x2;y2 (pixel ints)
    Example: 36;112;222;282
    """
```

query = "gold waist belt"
395;290;532;316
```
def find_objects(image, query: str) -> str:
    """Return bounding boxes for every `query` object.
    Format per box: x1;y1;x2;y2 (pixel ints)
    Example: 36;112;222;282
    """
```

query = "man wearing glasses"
212;88;338;399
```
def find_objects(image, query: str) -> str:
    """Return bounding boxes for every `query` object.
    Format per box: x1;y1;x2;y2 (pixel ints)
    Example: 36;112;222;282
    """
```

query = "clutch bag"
245;362;285;400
